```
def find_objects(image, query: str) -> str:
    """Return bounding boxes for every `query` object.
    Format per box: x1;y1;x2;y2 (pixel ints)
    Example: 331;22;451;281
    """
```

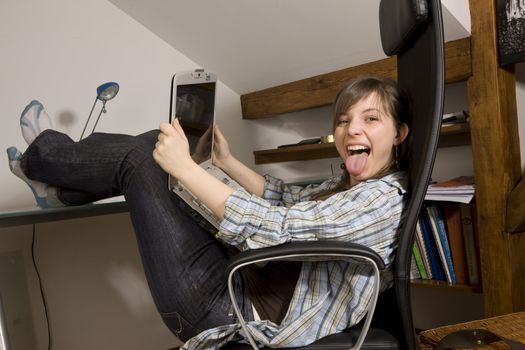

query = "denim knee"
160;311;203;342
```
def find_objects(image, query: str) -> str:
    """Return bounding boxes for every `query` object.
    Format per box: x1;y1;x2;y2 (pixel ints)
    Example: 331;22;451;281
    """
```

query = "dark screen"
171;82;216;164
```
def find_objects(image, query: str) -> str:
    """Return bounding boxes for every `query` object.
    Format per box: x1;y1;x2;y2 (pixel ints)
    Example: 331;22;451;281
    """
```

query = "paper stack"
425;176;475;204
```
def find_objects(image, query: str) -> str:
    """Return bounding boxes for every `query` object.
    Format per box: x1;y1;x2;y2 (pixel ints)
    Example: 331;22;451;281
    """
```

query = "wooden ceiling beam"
241;37;471;119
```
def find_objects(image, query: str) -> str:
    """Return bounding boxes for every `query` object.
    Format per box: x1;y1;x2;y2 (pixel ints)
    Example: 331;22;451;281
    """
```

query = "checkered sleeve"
261;174;338;207
217;178;405;253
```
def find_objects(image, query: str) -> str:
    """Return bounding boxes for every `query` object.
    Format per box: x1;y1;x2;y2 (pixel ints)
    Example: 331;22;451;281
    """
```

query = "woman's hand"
153;119;197;179
154;120;234;218
212;125;232;169
211;124;265;196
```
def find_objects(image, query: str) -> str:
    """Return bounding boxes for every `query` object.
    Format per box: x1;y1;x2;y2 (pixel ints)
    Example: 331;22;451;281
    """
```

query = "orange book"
460;200;480;286
470;198;482;286
442;203;468;285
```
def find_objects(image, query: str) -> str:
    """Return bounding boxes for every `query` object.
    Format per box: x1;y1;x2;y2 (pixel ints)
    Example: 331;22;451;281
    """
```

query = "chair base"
222;327;399;350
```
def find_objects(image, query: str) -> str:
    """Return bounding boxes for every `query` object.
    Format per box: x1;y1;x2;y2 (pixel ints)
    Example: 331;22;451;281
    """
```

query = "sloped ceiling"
107;0;470;94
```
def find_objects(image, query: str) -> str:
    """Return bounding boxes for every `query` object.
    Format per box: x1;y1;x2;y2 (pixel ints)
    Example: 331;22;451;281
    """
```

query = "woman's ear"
395;123;409;145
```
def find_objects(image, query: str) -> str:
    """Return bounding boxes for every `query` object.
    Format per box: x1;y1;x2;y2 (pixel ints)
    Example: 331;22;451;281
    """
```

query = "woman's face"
334;92;408;186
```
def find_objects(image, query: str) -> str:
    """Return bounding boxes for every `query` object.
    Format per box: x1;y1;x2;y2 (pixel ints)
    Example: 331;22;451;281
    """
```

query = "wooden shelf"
254;123;471;164
438;122;471;147
411;279;482;294
254;142;338;165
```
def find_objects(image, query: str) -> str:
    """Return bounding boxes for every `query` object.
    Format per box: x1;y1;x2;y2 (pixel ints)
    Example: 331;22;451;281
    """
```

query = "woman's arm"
218;179;405;254
212;125;265;197
153;119;234;219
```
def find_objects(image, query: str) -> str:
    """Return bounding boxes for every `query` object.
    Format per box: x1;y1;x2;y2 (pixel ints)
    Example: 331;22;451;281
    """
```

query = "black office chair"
223;0;444;349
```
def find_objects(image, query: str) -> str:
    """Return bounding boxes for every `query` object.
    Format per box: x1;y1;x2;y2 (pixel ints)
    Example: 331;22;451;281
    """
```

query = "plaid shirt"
181;171;408;349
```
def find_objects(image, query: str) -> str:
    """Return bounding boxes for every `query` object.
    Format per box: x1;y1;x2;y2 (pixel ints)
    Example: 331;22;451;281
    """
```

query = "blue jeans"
20;129;253;341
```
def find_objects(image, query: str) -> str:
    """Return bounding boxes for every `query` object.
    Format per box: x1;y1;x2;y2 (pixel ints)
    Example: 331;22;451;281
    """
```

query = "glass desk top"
0;196;128;228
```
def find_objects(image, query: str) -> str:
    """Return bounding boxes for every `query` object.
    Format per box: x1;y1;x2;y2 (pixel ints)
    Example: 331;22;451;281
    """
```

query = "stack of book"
410;176;480;286
425;176;475;204
442;110;469;127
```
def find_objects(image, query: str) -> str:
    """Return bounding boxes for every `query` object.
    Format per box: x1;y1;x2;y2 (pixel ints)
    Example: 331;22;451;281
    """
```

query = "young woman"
7;76;410;349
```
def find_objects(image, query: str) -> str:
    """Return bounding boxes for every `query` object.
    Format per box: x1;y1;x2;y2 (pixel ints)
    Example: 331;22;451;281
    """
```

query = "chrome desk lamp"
79;82;119;140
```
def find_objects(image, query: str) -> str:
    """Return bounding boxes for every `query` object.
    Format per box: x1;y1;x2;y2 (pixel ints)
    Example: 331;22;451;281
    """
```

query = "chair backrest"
374;0;445;349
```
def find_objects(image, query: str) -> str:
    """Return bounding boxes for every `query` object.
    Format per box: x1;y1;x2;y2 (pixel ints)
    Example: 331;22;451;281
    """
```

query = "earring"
340;162;346;170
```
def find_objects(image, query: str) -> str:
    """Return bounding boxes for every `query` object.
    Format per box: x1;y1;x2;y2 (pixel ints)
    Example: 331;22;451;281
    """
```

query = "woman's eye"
365;115;379;122
337;119;349;125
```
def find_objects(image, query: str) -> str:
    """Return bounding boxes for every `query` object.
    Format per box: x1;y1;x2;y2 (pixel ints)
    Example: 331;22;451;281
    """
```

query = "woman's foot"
7;146;64;209
20;100;53;145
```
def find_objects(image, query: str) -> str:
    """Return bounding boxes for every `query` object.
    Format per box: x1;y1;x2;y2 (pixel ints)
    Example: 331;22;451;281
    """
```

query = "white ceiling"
108;0;470;95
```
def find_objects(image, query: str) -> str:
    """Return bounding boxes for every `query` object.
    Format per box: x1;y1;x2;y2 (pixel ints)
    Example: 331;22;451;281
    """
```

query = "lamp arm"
90;100;107;135
80;97;98;141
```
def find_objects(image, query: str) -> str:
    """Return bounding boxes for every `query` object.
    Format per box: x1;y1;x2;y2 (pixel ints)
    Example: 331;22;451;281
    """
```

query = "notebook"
168;69;241;229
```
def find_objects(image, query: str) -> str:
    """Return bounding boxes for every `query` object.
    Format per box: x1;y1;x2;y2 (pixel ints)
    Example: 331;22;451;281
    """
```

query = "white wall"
442;0;471;34
0;225;42;350
0;0;247;212
0;214;182;350
0;0;245;349
34;214;180;350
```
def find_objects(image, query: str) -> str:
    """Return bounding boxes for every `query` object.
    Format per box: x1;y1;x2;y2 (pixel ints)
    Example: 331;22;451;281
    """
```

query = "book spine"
412;242;428;279
425;204;453;283
410;250;422;280
460;202;479;285
415;220;433;279
419;208;446;281
442;203;468;285
430;204;457;284
470;199;482;286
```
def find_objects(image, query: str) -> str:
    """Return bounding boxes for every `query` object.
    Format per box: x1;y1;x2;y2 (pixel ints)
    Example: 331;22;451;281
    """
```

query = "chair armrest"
226;241;385;276
225;241;386;350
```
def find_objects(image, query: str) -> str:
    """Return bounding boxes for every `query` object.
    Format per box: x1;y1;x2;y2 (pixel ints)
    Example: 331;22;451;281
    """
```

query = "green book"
412;242;428;280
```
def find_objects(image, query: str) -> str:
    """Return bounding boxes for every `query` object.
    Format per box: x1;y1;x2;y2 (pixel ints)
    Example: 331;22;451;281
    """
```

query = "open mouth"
348;145;370;156
346;145;370;176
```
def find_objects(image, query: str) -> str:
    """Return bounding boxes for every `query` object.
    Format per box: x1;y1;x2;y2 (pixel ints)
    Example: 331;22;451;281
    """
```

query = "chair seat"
222;327;399;350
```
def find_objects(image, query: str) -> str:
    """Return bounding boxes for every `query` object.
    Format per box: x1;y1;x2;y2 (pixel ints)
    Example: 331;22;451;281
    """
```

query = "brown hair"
314;76;411;199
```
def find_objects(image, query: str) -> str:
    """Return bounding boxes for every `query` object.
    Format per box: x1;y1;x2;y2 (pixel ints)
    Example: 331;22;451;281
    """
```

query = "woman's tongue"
345;152;369;176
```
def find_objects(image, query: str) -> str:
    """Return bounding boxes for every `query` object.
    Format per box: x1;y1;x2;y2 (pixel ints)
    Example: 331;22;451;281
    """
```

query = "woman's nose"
346;119;363;135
